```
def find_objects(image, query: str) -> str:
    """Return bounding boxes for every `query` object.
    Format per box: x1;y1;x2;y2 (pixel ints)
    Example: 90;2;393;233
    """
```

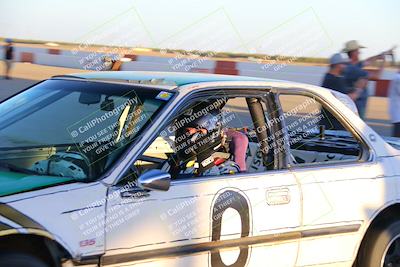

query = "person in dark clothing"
342;40;393;119
4;39;14;79
343;60;370;118
320;53;365;129
322;53;365;101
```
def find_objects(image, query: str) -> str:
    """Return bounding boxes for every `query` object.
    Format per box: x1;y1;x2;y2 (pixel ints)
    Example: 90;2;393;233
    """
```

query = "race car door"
277;93;387;266
101;90;302;267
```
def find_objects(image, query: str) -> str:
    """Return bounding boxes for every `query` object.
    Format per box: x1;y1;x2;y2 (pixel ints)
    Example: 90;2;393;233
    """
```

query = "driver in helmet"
172;100;248;177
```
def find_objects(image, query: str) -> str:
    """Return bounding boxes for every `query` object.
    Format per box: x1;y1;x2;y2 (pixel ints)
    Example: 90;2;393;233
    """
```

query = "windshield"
0;79;173;181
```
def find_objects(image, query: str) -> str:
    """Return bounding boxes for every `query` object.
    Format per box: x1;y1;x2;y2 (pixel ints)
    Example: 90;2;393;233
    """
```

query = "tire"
357;219;400;267
0;252;48;267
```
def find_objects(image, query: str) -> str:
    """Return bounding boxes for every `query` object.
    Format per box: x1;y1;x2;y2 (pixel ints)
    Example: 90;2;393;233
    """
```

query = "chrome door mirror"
138;169;171;191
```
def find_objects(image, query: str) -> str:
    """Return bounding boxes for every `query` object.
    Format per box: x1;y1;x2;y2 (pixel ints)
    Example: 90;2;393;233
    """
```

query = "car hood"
0;171;73;197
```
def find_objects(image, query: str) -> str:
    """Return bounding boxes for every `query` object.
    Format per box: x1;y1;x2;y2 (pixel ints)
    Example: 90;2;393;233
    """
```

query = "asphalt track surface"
0;62;393;136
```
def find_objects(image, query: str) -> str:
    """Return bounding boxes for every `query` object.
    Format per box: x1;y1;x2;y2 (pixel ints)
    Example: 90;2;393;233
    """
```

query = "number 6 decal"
211;190;250;267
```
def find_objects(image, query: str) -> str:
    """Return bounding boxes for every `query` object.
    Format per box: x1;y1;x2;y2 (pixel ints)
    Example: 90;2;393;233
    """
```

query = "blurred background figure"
342;40;393;119
3;38;14;79
388;64;400;137
320;53;363;129
322;53;365;101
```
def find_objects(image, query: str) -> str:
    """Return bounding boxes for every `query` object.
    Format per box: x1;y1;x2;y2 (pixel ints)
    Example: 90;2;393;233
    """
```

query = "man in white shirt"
389;65;400;137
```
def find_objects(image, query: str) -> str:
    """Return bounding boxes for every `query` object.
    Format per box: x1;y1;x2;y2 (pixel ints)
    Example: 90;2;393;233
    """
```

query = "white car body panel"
103;171;301;266
1;74;400;267
295;161;395;266
1;182;108;258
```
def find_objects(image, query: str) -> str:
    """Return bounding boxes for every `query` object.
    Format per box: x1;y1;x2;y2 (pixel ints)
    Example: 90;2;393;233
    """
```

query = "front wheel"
0;252;49;267
357;220;400;267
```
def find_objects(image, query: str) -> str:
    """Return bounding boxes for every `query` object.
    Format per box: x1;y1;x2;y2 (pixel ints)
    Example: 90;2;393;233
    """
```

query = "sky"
0;0;399;58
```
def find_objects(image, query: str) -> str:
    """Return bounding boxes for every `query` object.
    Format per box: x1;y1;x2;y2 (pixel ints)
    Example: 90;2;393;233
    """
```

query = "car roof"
67;71;272;87
61;71;337;102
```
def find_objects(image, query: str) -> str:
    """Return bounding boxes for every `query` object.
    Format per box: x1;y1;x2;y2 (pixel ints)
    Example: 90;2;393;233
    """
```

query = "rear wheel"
357;220;400;267
0;252;48;267
383;235;400;267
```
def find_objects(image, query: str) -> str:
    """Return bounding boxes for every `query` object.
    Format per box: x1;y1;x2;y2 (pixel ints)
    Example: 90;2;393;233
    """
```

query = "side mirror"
138;169;171;191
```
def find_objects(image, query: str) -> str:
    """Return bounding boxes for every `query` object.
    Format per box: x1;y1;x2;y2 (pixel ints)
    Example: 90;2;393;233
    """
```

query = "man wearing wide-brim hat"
342;40;393;118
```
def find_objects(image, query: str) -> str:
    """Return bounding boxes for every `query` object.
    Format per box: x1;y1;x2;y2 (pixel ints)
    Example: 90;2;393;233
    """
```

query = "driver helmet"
175;101;224;173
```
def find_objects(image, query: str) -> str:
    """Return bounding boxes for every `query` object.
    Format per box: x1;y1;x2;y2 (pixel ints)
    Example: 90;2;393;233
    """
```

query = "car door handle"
120;188;150;199
266;188;291;205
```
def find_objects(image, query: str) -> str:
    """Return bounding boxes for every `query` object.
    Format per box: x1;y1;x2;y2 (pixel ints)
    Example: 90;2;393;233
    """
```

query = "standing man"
389;65;400;137
342;40;390;119
3;39;14;79
322;53;366;101
321;53;366;128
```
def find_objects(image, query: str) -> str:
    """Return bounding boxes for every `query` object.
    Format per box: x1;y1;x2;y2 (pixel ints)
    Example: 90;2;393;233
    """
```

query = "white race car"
0;71;399;267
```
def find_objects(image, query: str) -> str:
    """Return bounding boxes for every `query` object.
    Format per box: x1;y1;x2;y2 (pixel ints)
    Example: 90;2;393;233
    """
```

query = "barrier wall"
3;44;395;96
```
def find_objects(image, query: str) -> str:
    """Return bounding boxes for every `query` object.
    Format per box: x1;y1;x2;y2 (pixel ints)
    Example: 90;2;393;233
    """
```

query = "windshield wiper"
0;162;38;175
